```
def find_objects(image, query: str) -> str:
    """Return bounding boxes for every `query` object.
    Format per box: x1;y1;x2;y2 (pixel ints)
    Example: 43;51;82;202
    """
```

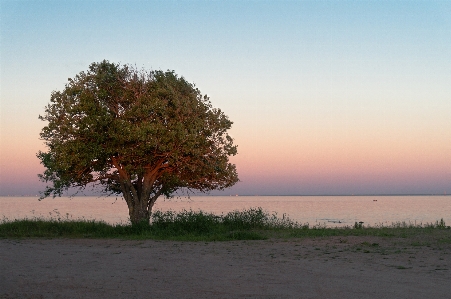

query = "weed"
354;222;364;229
1;208;450;242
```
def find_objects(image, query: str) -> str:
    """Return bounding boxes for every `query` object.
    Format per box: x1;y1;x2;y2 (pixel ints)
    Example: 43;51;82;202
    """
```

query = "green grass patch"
0;209;449;242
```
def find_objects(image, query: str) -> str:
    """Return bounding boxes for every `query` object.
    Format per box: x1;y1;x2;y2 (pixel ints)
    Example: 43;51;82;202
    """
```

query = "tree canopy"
37;60;238;224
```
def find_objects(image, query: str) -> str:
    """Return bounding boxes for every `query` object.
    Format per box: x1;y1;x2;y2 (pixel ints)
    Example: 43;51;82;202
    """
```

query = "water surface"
1;196;450;227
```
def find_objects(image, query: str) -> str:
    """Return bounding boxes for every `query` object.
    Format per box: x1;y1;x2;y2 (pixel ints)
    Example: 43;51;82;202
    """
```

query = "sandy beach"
1;236;450;299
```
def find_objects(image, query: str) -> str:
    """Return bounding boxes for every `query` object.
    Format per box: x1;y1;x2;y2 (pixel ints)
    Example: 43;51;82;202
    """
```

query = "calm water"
1;196;450;227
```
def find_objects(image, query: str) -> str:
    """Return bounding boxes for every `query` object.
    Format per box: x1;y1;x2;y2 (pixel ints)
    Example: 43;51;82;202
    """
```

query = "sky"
1;0;450;196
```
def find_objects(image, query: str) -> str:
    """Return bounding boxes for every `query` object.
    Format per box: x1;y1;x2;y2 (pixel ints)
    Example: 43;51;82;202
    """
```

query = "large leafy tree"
37;60;238;224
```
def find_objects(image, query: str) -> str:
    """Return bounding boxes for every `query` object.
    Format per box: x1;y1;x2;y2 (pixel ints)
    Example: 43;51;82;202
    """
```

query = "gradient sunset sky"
1;1;450;196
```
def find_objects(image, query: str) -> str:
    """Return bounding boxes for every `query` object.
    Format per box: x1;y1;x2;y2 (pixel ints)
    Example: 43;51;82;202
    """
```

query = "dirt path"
1;236;450;298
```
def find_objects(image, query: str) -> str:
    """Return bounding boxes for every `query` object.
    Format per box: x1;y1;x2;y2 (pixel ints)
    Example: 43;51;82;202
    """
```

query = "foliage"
1;209;449;241
37;61;238;224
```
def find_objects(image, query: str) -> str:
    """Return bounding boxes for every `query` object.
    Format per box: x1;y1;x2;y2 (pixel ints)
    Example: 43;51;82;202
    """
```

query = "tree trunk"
129;201;150;225
123;192;151;225
115;165;161;225
124;192;161;225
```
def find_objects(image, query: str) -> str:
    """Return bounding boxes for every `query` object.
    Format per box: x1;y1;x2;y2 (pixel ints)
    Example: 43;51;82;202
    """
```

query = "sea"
1;195;450;227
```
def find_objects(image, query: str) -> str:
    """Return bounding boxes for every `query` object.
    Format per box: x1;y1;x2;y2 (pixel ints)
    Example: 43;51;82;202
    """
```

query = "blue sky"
1;0;450;196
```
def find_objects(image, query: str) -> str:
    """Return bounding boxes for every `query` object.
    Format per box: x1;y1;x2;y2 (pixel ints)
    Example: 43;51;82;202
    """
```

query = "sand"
1;236;450;298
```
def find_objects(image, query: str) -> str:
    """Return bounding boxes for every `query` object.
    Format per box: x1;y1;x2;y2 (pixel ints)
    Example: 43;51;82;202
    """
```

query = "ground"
1;236;450;298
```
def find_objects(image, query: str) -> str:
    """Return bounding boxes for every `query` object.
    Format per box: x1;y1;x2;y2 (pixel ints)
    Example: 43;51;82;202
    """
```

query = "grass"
0;208;450;242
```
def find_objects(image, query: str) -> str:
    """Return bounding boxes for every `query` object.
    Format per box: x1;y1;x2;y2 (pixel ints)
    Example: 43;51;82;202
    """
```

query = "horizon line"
1;193;449;197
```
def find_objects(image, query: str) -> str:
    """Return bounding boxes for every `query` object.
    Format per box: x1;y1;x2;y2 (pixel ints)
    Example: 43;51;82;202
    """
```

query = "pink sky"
1;1;450;196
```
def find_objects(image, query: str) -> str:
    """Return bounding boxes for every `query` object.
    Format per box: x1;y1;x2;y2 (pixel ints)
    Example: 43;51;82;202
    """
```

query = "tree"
37;60;238;225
